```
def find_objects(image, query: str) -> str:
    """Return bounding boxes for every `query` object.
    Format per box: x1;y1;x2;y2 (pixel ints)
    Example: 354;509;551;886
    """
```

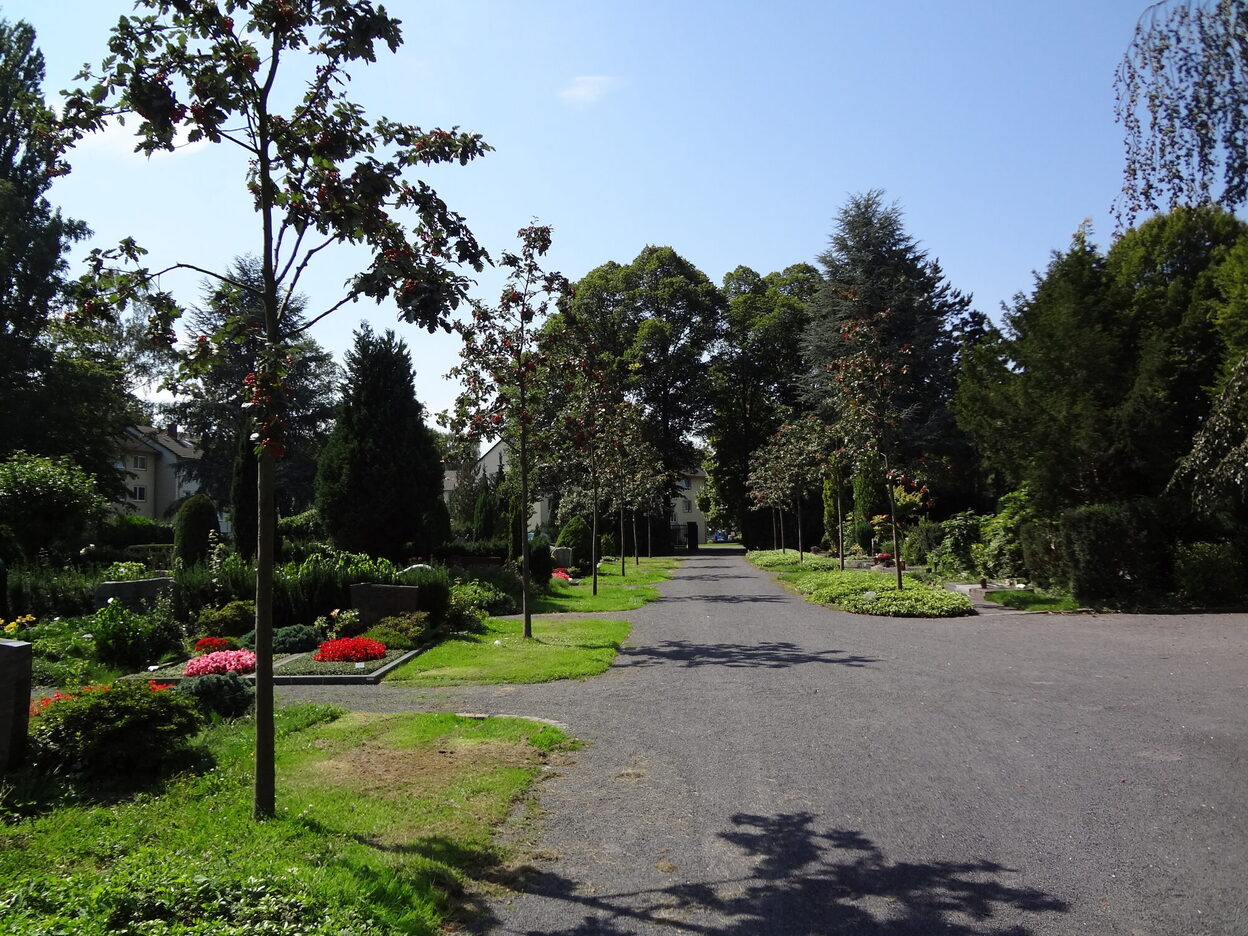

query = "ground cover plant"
386;616;630;686
530;556;678;614
749;550;974;617
1;705;571;934
984;589;1083;612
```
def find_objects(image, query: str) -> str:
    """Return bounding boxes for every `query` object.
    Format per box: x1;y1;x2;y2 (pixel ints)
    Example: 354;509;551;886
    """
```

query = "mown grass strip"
0;705;570;935
385;616;630;686
985;589;1082;611
531;556;679;614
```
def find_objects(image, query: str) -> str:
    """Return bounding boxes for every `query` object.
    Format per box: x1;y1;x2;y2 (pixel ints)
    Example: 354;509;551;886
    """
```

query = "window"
679;478;690;489
133;455;148;470
130;486;147;502
682;499;692;514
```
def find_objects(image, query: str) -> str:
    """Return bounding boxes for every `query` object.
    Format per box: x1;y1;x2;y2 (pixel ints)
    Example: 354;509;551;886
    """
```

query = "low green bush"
92;597;183;670
557;516;594;568
769;560;975;618
529;537;553;588
177;672;255;719
599;532;618;558
196;600;256;638
28;681;203;780
360;611;427;650
123;543;174;567
5;565;98;619
1173;541;1246;605
98;513;174;548
239;623;322;653
278;508;323;540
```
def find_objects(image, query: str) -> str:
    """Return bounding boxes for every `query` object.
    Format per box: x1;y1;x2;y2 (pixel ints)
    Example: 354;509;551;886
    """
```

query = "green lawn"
531;556;679;614
385;616;630;685
984;589;1083;611
0;705;572;935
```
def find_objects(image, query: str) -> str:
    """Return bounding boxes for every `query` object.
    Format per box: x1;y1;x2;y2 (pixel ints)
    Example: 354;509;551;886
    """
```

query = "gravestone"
551;546;573;568
94;577;176;610
0;640;32;770
348;584;421;629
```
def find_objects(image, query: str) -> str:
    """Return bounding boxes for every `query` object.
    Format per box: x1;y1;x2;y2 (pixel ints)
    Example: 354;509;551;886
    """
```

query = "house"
467;438;709;545
116;424;203;520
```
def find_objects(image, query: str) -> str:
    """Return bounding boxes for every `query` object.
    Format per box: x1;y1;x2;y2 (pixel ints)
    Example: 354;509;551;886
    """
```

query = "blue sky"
6;0;1151;416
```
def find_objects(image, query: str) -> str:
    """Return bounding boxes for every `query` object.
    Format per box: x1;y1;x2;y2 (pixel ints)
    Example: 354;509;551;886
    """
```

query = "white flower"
493;640;502;646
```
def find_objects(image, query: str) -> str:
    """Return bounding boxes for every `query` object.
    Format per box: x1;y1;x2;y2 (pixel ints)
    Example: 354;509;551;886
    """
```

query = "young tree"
446;225;570;638
60;1;489;819
747;417;834;562
316;325;444;560
1115;0;1248;224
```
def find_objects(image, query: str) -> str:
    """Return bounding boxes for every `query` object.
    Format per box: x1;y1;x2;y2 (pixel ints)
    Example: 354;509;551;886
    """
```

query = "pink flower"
184;649;257;677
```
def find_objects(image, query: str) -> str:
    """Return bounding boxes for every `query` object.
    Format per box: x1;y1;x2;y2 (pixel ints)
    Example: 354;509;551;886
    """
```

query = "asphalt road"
279;549;1248;935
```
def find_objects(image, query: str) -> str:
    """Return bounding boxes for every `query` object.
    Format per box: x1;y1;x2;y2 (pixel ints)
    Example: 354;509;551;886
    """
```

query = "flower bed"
313;636;386;662
184;649;257;677
193;636;237;654
273;648;408;676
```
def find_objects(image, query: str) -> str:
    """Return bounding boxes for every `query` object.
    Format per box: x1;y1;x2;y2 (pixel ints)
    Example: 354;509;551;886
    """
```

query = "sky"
5;0;1154;417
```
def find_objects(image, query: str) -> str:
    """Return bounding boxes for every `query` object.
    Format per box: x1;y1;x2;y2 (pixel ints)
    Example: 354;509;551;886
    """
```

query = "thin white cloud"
559;75;622;106
71;114;211;160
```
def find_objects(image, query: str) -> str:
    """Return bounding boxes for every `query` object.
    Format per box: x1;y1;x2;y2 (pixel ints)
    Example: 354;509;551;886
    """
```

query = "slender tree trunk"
591;477;599;595
884;463;902;590
772;508;778;549
519;427;533;638
837;483;845;572
647;513;652;558
253;452;275;819
619;506;625;577
632;510;639;565
796;497;804;563
779;509;786;553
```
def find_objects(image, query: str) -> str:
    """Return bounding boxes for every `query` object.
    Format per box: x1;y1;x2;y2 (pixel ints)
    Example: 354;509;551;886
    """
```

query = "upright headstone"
0;640;33;770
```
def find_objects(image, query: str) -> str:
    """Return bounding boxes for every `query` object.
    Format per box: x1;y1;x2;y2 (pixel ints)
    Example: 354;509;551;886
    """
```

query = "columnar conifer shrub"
172;494;220;567
557;516;594;569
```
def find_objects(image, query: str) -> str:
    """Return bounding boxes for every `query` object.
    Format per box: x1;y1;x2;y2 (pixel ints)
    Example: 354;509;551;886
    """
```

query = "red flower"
314;637;387;663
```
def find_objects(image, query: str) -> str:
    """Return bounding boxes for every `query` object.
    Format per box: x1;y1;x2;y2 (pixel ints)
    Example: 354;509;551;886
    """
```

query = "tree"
804;192;970;585
0;451;107;560
316;325;444;560
747;417;834;562
61;1;489;820
164;257;339;521
446;225;570;638
0;19;135;491
705;263;819;547
1115;0;1248;224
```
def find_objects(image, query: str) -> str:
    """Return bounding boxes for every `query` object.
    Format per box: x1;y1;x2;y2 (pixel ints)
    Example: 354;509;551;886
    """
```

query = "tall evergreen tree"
316;325;444;560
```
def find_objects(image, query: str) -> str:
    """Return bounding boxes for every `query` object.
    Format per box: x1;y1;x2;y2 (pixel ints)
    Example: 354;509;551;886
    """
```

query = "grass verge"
0;705;572;935
385;616;630;686
984;589;1083;611
531;556;678;614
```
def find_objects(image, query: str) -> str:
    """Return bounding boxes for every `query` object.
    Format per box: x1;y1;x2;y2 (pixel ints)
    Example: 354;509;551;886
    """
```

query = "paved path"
279;550;1248;935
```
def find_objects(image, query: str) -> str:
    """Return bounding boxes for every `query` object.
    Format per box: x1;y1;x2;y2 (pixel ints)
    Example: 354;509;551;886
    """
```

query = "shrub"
184;649;257;677
1060;500;1173;605
360;612;427;650
1173;541;1247;605
101;561;148;581
928;512;982;578
851;520;874;553
309;608;363;640
92;598;183;670
278;508;323;540
123;543;174;567
556;516;594;567
529;536;553;588
173;494;220;567
98;513;174;548
193;636;238;654
177;672;254;719
972;488;1034;579
0;452;108;560
273;623;321;654
1019;519;1068;589
6;566;97;619
196;600;256;638
27;681;202;780
314;637;386;662
599;532;618;558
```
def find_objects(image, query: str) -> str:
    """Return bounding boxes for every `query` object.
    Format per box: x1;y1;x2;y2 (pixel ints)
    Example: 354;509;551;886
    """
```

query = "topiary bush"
196;600;256;638
272;623;320;654
28;681;202;780
557;516;593;568
177;672;255;719
91;598;183;671
172;494;220;567
599;532;618;558
1173;541;1247;605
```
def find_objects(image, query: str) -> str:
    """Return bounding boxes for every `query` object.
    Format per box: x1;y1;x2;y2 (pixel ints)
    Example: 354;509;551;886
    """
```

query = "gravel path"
278;549;1248;935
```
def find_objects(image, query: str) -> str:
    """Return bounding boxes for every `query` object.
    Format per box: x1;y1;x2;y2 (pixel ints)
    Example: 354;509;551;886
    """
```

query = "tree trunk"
796;497;804;563
772;508;778;549
647;513;652;558
884;467;903;590
619;506;625;577
591;478;599;595
779;509;786;553
519;426;532;638
837;484;845;572
253;451;275;819
632;510;639;565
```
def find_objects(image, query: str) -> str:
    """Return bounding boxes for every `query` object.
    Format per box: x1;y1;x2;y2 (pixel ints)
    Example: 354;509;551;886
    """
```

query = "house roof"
125;426;203;462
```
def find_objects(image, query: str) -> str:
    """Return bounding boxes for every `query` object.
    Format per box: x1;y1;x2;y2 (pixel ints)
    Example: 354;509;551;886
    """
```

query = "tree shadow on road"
473;811;1067;935
615;640;877;669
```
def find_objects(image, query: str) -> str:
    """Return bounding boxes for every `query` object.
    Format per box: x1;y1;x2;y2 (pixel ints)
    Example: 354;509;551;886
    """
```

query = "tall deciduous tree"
316;324;443;560
705;263;819;547
446;225;570;638
1115;0;1248;224
61;1;488;820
